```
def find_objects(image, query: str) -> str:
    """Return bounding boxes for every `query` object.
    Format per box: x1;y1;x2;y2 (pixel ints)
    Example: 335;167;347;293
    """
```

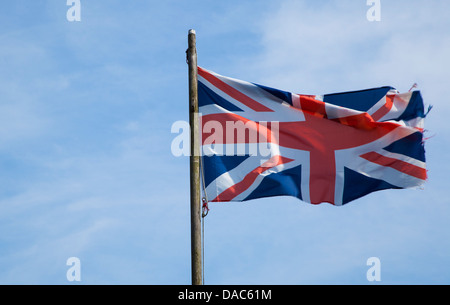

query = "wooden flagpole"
187;29;202;285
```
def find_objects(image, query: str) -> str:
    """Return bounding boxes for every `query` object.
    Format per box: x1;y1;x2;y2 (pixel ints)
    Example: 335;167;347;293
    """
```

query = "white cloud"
251;0;450;96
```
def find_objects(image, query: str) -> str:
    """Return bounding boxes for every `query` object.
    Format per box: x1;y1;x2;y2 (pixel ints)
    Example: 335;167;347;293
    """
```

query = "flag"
198;67;428;206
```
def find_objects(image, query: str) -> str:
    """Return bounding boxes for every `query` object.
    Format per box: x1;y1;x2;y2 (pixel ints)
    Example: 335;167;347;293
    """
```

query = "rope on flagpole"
199;155;209;285
201;207;206;285
200;155;209;217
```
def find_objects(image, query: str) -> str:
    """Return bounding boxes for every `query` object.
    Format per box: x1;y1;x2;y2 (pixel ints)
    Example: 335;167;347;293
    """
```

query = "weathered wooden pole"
187;29;202;285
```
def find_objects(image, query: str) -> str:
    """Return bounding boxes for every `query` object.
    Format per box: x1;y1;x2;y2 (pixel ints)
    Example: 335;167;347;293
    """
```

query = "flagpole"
187;29;202;285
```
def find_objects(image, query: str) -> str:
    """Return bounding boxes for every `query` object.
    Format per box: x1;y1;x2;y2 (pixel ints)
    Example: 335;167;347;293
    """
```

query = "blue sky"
0;0;449;284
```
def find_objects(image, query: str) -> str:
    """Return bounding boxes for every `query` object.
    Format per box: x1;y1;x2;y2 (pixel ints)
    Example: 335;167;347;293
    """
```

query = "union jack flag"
198;67;428;206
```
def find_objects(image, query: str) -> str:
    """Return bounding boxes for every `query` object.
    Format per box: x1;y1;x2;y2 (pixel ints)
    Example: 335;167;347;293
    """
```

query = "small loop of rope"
202;198;209;218
199;153;210;218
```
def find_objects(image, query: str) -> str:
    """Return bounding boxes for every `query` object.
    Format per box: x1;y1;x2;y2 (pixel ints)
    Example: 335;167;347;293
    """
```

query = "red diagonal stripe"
360;152;427;180
198;67;273;112
371;95;394;121
212;155;294;202
300;95;327;118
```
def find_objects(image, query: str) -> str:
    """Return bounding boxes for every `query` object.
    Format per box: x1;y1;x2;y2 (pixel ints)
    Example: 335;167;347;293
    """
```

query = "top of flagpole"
189;29;196;35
